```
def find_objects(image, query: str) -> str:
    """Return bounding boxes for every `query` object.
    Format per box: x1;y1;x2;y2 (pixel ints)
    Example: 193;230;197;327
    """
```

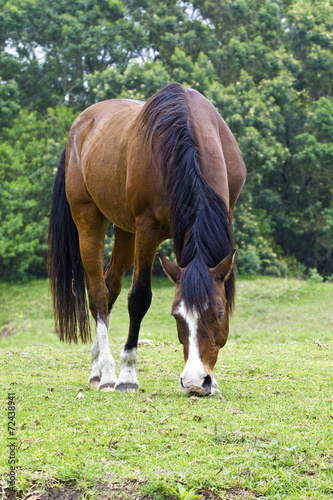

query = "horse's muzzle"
180;374;212;396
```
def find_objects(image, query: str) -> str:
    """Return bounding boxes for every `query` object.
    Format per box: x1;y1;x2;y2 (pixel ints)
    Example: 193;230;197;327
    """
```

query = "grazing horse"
48;82;246;396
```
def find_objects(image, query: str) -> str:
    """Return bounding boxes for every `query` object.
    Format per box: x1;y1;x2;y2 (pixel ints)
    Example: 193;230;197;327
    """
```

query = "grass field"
0;276;332;499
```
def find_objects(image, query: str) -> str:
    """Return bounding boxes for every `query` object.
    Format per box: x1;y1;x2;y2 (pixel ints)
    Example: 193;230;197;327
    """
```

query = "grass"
0;276;333;499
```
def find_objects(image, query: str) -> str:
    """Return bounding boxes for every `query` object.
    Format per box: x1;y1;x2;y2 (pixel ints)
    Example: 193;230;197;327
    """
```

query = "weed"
170;483;201;500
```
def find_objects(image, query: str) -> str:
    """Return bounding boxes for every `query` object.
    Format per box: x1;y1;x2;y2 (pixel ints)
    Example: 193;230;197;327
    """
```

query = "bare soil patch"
4;482;257;500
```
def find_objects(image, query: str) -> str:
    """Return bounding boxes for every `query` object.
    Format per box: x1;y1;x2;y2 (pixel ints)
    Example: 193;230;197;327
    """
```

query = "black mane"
141;82;235;315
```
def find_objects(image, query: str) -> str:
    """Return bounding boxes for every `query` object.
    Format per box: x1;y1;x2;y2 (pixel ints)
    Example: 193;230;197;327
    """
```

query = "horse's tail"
47;148;91;343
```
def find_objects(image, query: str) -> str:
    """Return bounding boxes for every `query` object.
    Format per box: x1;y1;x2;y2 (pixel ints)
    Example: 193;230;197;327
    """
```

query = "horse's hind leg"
105;226;135;317
116;219;162;393
88;336;100;387
70;201;117;391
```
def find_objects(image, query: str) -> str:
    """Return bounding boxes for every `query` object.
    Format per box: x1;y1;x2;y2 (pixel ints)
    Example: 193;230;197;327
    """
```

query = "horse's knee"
128;283;152;320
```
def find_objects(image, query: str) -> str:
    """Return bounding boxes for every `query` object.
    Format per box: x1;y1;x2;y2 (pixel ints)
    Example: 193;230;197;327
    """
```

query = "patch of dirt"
4;482;257;500
199;491;222;500
225;487;258;499
5;484;147;500
4;488;80;500
34;488;81;500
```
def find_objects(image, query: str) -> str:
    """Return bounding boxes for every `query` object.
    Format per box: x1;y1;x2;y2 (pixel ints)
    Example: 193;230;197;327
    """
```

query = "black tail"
48;148;91;343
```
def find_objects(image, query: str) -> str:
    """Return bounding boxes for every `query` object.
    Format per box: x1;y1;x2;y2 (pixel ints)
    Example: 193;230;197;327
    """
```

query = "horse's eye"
217;310;224;320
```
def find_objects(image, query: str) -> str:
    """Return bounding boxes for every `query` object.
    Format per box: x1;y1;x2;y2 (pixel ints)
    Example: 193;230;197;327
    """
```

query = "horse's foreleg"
115;280;152;392
115;221;161;393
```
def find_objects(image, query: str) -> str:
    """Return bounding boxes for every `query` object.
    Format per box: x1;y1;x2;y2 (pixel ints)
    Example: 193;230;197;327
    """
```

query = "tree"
0;0;332;279
0;106;77;279
0;0;147;112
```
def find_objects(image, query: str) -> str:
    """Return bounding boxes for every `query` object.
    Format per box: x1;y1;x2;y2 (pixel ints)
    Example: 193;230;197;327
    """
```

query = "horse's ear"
157;253;182;283
211;249;236;282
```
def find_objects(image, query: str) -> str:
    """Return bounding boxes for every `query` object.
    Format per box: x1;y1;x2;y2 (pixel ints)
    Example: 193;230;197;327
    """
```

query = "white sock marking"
88;335;100;383
96;314;117;388
116;347;139;388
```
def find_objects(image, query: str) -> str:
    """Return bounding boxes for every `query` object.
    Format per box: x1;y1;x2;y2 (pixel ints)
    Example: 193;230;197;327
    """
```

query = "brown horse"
48;82;246;396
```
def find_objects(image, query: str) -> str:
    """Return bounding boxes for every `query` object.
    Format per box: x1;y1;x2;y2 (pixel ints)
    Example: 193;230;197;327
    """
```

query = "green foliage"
141;479;174;500
233;193;288;277
87;59;170;102
0;106;77;279
0;0;332;279
170;483;201;500
0;0;147;110
0;80;20;129
307;268;324;283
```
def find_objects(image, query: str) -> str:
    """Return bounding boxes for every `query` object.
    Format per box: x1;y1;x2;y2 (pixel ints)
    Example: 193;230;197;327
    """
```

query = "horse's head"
158;251;235;396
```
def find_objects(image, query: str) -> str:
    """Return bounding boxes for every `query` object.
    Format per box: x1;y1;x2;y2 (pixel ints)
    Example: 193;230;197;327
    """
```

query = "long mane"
140;82;235;315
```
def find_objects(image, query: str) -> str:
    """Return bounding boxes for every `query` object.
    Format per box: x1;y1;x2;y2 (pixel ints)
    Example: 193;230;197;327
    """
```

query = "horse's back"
65;87;246;237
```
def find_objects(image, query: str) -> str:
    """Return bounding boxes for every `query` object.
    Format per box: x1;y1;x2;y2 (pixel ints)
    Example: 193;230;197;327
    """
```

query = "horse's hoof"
98;383;115;392
115;383;139;393
211;381;220;395
89;376;100;388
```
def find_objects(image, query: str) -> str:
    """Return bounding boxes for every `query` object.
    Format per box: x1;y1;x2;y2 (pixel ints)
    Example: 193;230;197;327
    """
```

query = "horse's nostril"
202;375;212;390
180;377;185;389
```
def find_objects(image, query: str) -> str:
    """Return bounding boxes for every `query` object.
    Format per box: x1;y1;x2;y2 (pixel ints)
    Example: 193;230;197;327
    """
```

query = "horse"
48;82;246;396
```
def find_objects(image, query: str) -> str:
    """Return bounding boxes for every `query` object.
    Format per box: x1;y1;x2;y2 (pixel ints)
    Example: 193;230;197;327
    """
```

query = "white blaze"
178;301;206;386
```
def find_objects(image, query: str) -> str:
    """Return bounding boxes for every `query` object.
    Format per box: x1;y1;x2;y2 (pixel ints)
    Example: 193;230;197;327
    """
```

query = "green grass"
0;277;333;499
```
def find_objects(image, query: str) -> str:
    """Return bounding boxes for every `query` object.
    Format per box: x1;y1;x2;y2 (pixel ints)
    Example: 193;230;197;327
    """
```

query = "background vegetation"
0;0;332;280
